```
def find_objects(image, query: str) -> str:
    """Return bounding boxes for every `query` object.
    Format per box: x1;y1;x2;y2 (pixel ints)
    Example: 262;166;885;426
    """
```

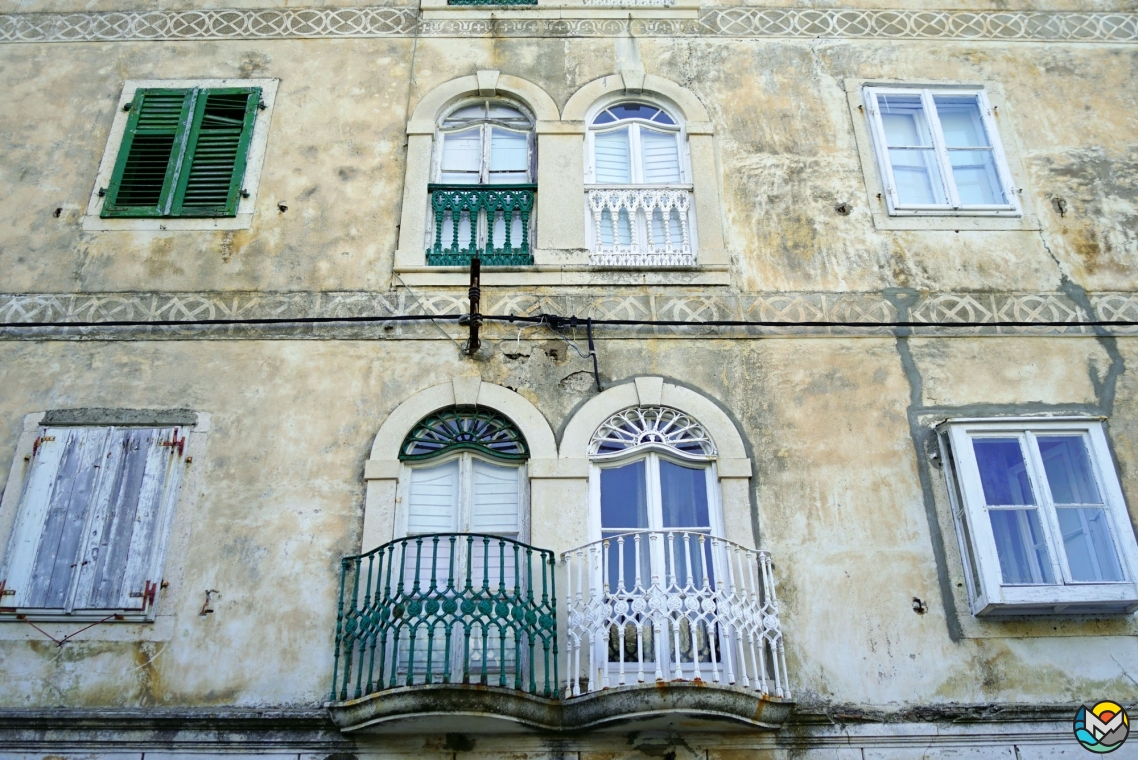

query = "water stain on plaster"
145;236;185;279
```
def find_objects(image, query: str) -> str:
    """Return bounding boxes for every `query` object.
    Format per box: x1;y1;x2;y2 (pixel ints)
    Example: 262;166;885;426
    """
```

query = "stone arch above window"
562;73;711;126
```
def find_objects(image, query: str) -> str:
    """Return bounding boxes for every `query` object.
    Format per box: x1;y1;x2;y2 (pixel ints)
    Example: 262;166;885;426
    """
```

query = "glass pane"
592;110;616;126
488;128;529;183
440;128;481;184
948;150;1005;205
1037;436;1103;505
888;149;947;205
594;129;632;184
878;95;934;147
487;104;527;120
988;509;1055;584
659;460;709;528
470;460;520;534
1058;507;1124;582
640;129;682;184
972;438;1035;506
652;110;676;126
933;95;990;147
600;460;648;529
609;103;660;121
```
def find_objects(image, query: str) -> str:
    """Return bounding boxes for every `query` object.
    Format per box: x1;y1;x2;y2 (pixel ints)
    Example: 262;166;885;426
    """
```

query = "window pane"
440;128;481;184
888;149;947;205
988;509;1055;584
594;129;632;184
640;129;682;184
659;460;709;528
470;460;520;534
600;460;648;529
948;150;1005;205
609;103;660;121
1037;436;1103;505
878;95;933;147
592;110;616;126
488;128;528;184
487;104;527;120
933;95;989;147
406;461;459;534
972;438;1035;506
1057;507;1124;582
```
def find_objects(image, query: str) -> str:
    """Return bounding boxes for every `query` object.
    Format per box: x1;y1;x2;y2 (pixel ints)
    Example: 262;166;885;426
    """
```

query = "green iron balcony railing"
331;533;558;702
426;184;535;266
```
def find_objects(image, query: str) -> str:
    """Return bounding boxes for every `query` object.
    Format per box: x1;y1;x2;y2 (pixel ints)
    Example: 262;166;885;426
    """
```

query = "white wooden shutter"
488;128;529;184
0;430;72;607
593;129;632;184
439;128;483;184
640;129;682;184
406;461;459;534
72;428;182;611
470;461;520;537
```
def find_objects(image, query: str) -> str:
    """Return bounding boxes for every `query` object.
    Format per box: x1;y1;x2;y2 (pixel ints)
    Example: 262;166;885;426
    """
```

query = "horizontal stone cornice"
1;289;1138;339
0;7;1136;44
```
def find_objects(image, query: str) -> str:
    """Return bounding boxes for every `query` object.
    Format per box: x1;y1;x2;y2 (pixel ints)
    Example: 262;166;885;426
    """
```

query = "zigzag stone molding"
0;290;1135;340
1;7;1135;43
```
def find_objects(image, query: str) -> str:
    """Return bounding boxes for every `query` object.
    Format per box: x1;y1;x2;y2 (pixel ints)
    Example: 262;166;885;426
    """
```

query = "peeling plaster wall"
0;337;1136;714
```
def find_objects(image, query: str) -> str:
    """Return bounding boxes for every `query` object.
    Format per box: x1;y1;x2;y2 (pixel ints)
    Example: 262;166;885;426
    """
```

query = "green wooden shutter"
100;87;259;219
101;89;196;218
171;88;261;217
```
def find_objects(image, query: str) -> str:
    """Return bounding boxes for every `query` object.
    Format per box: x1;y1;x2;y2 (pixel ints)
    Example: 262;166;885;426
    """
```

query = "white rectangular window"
939;418;1138;616
864;86;1019;216
0;426;187;620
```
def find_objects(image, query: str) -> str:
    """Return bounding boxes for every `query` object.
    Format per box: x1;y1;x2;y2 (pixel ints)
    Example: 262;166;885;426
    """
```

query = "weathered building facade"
1;0;1138;756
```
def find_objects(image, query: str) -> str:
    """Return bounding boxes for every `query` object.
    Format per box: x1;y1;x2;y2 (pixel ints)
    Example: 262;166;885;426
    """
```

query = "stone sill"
393;263;730;287
421;0;698;20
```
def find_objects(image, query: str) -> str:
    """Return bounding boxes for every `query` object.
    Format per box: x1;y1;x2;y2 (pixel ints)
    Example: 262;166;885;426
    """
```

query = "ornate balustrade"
427;184;535;266
331;533;558;702
562;530;789;699
586;185;695;267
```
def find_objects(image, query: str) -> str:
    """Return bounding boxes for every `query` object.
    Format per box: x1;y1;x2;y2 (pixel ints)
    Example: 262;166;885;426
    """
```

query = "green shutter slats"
101;90;194;218
176;91;258;215
100;87;259;219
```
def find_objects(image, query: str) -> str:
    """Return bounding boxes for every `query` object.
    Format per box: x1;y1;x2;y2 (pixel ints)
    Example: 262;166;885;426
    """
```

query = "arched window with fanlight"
428;100;536;266
585;102;696;267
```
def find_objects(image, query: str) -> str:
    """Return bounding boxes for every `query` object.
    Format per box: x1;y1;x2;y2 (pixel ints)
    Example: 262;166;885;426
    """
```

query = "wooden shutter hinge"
32;435;55;457
159;428;186;456
129;580;159;611
0;580;13;597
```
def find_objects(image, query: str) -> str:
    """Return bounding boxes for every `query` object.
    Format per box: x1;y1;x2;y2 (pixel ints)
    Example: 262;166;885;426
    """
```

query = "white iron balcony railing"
586;186;695;267
562;530;788;699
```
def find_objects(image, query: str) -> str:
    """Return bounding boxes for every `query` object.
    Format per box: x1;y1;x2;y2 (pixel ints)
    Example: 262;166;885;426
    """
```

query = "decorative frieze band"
0;290;1135;340
1;7;1135;44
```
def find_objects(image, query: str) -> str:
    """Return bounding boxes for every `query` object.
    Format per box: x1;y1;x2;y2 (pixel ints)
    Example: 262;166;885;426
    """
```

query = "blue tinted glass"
988;508;1054;584
651;110;676;125
600;460;648;529
660;460;709;528
973;438;1035;506
592;111;616;125
609;104;659;121
1037;436;1102;505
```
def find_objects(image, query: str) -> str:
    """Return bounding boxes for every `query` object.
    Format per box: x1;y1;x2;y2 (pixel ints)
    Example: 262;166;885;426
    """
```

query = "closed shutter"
640;129;682;184
470;461;520;537
173;90;260;216
440;128;483;185
102;87;259;219
593;129;632;184
406;461;459;534
72;428;183;611
0;427;183;612
102;90;195;217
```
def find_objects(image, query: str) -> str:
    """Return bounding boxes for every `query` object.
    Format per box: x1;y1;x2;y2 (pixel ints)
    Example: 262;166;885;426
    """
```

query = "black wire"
2;312;1137;330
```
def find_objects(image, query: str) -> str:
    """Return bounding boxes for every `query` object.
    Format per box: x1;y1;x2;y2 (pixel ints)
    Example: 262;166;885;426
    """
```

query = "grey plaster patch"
41;407;197;426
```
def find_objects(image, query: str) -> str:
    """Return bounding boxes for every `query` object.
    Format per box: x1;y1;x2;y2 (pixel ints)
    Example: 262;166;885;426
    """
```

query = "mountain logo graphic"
1074;701;1130;753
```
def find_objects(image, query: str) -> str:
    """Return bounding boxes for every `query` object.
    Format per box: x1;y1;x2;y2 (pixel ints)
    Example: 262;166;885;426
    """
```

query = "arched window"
428;100;536;266
398;407;529;541
585;102;695;266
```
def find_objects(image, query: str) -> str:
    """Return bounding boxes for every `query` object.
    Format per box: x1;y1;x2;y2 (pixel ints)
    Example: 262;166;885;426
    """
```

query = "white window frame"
432;98;536;186
583;98;698;260
83;78;279;232
939;417;1138;616
0;419;194;623
863;85;1019;217
396;452;530;543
